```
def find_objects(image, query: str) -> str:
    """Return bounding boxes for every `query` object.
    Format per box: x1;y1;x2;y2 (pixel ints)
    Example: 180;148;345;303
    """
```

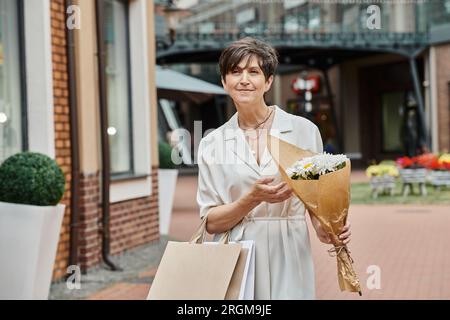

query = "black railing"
156;30;429;57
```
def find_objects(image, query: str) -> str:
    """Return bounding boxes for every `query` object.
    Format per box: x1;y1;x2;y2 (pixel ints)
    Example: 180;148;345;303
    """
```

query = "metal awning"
156;65;226;104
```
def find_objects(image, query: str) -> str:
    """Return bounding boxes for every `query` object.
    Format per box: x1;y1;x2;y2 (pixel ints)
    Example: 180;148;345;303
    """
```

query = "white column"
429;47;439;153
129;0;151;176
24;0;55;158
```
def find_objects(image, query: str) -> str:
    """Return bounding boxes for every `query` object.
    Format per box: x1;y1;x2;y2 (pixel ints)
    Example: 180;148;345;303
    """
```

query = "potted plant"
427;153;450;190
0;152;66;299
158;141;178;235
366;162;398;198
396;155;427;196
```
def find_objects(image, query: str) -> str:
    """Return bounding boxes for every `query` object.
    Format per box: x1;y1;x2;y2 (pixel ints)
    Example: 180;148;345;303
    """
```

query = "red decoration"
396;156;415;169
396;153;449;170
415;153;438;168
291;75;320;95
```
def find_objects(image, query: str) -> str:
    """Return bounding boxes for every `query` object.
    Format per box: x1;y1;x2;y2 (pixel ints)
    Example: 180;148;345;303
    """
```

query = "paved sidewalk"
71;172;449;300
49;237;169;300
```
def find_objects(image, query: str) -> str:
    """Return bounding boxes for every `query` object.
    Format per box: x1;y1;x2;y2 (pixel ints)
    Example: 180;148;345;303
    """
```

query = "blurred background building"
155;0;450;167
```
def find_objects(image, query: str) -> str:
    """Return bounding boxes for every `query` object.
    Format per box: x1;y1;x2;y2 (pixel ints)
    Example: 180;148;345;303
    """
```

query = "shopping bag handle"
189;217;231;244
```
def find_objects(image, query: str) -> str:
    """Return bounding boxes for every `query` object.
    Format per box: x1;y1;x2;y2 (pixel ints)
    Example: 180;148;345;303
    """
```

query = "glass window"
102;0;133;175
0;0;25;163
282;3;311;33
308;6;321;30
437;0;450;25
341;5;359;32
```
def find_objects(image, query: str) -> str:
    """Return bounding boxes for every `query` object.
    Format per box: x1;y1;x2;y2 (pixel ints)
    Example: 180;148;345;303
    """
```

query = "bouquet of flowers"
268;135;362;295
287;153;348;180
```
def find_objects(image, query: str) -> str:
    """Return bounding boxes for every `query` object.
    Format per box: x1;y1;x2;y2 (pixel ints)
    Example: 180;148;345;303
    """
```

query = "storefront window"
0;0;25;163
102;0;133;175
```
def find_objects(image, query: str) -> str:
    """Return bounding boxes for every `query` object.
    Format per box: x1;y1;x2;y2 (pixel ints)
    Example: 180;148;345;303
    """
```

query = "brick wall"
78;172;102;271
435;43;450;151
51;0;72;280
50;0;160;279
110;170;160;255
76;168;160;272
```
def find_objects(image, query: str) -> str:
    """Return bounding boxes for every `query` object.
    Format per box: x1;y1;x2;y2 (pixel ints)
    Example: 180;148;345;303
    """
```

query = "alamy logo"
366;265;381;290
366;5;381;30
66;5;81;30
66;265;81;290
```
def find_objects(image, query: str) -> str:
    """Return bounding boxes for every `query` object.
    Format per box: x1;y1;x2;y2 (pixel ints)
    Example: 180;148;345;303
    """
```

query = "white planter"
399;168;427;183
370;175;396;198
158;169;178;235
428;170;450;187
399;168;428;196
0;202;65;300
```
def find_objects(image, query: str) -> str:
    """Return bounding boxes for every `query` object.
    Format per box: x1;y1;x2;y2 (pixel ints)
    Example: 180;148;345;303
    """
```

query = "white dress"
196;105;324;300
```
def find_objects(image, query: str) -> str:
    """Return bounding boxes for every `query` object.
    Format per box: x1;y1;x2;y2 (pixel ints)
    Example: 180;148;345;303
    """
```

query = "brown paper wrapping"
268;135;362;295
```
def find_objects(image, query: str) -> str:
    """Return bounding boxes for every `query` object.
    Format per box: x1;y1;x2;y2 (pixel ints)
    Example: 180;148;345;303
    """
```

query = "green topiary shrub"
159;141;176;169
0;152;66;206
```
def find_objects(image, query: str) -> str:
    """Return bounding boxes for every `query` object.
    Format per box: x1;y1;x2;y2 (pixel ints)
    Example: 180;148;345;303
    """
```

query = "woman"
196;37;351;299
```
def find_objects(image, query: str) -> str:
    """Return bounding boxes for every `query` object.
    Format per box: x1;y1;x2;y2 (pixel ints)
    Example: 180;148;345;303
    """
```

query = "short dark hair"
219;37;279;82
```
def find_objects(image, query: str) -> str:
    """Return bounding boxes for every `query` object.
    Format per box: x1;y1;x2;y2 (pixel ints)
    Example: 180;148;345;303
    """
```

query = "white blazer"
196;105;323;299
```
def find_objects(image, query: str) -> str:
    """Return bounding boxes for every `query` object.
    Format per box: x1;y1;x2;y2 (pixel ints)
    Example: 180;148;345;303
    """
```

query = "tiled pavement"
85;267;159;300
87;283;151;300
86;173;450;300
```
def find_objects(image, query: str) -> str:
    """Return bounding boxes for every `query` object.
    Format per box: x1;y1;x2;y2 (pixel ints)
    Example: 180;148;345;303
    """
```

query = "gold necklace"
254;121;266;161
241;107;273;140
238;106;273;131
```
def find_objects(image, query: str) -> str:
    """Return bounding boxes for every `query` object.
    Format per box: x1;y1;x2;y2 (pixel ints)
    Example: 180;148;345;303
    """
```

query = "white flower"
287;153;348;180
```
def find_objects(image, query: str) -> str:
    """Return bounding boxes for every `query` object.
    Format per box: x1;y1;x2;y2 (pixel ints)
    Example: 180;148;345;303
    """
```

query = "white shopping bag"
236;240;255;300
208;240;255;300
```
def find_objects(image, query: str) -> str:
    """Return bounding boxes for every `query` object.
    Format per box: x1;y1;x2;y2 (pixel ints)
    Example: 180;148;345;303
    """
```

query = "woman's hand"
311;215;351;245
339;221;351;245
311;216;332;244
246;176;293;205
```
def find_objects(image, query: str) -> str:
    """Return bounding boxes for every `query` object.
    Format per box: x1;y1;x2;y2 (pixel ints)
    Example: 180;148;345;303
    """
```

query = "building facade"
0;0;160;280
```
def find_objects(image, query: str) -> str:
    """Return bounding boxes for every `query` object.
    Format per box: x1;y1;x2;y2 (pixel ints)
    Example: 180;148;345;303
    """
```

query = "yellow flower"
386;166;399;177
304;163;313;169
366;165;380;177
438;154;450;164
366;164;398;177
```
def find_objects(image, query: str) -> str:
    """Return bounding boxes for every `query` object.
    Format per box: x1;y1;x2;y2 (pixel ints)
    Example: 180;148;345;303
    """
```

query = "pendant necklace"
238;106;274;159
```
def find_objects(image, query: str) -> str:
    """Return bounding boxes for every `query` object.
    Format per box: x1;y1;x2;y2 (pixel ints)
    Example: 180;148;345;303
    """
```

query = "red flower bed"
396;156;415;169
396;153;450;170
